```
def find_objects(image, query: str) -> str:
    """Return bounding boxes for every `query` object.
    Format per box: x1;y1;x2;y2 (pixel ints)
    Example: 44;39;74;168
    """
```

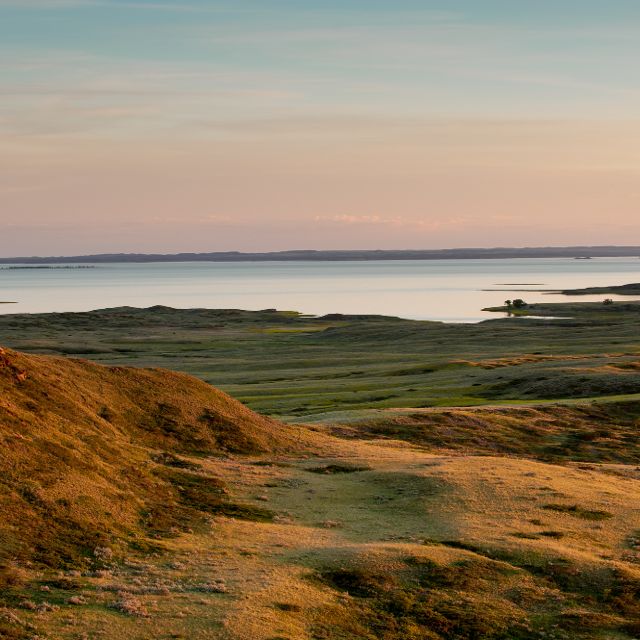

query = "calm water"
1;258;640;322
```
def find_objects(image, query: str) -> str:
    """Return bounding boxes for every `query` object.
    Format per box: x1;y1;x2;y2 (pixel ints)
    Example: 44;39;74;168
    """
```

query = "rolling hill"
2;347;640;639
0;347;301;574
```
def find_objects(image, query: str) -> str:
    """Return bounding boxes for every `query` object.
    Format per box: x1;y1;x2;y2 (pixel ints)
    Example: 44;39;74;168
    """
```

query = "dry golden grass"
3;347;640;639
0;347;306;572
457;353;595;369
346;402;640;464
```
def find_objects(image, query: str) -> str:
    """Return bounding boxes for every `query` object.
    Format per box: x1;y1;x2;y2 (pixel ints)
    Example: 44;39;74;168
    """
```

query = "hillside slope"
0;347;300;572
3;347;640;639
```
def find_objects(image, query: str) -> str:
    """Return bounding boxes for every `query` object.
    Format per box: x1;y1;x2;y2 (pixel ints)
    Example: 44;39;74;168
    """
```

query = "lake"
1;257;640;322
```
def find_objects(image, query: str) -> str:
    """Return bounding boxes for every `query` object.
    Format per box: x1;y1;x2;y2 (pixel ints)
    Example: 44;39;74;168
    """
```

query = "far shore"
2;245;640;264
482;282;640;296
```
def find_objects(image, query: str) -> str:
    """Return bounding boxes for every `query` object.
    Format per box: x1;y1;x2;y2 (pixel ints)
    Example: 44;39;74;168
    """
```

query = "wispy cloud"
148;214;240;226
314;215;470;231
0;183;49;195
0;0;243;11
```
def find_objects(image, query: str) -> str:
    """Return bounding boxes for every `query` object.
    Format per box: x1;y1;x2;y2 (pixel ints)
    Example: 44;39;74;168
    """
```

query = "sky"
1;0;640;256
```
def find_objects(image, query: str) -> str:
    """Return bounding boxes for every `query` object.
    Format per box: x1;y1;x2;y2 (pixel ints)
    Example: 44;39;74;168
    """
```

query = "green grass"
2;301;640;419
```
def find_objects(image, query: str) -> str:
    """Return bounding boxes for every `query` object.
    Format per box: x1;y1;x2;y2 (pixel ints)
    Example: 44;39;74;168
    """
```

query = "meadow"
3;345;640;640
3;296;640;638
1;298;639;421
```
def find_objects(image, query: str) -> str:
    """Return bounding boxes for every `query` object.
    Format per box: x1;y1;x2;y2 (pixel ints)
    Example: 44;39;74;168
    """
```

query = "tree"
603;298;614;305
512;299;527;309
504;300;512;308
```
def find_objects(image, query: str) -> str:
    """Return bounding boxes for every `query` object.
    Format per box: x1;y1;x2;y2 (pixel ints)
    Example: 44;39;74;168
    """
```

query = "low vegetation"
2;298;640;638
1;302;640;421
339;401;640;463
542;504;613;520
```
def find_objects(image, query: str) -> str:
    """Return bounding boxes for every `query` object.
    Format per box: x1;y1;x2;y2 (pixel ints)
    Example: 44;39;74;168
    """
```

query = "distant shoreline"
1;246;640;264
484;282;640;296
0;265;97;270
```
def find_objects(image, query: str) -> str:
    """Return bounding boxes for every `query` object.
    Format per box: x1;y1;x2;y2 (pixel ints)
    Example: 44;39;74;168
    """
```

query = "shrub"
542;504;613;520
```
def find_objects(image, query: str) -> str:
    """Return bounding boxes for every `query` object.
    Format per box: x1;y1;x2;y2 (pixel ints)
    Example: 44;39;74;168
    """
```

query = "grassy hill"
334;401;640;463
0;347;301;585
3;346;640;639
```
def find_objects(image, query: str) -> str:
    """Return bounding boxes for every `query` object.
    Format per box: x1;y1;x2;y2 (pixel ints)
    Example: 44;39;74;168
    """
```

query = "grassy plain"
3;299;640;638
4;347;640;639
1;300;640;421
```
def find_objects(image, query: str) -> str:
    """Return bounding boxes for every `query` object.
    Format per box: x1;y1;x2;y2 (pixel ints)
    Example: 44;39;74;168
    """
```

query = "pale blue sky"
1;1;639;254
3;1;640;119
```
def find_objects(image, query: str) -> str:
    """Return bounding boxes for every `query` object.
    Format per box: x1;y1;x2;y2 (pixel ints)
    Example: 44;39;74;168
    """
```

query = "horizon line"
2;245;640;263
